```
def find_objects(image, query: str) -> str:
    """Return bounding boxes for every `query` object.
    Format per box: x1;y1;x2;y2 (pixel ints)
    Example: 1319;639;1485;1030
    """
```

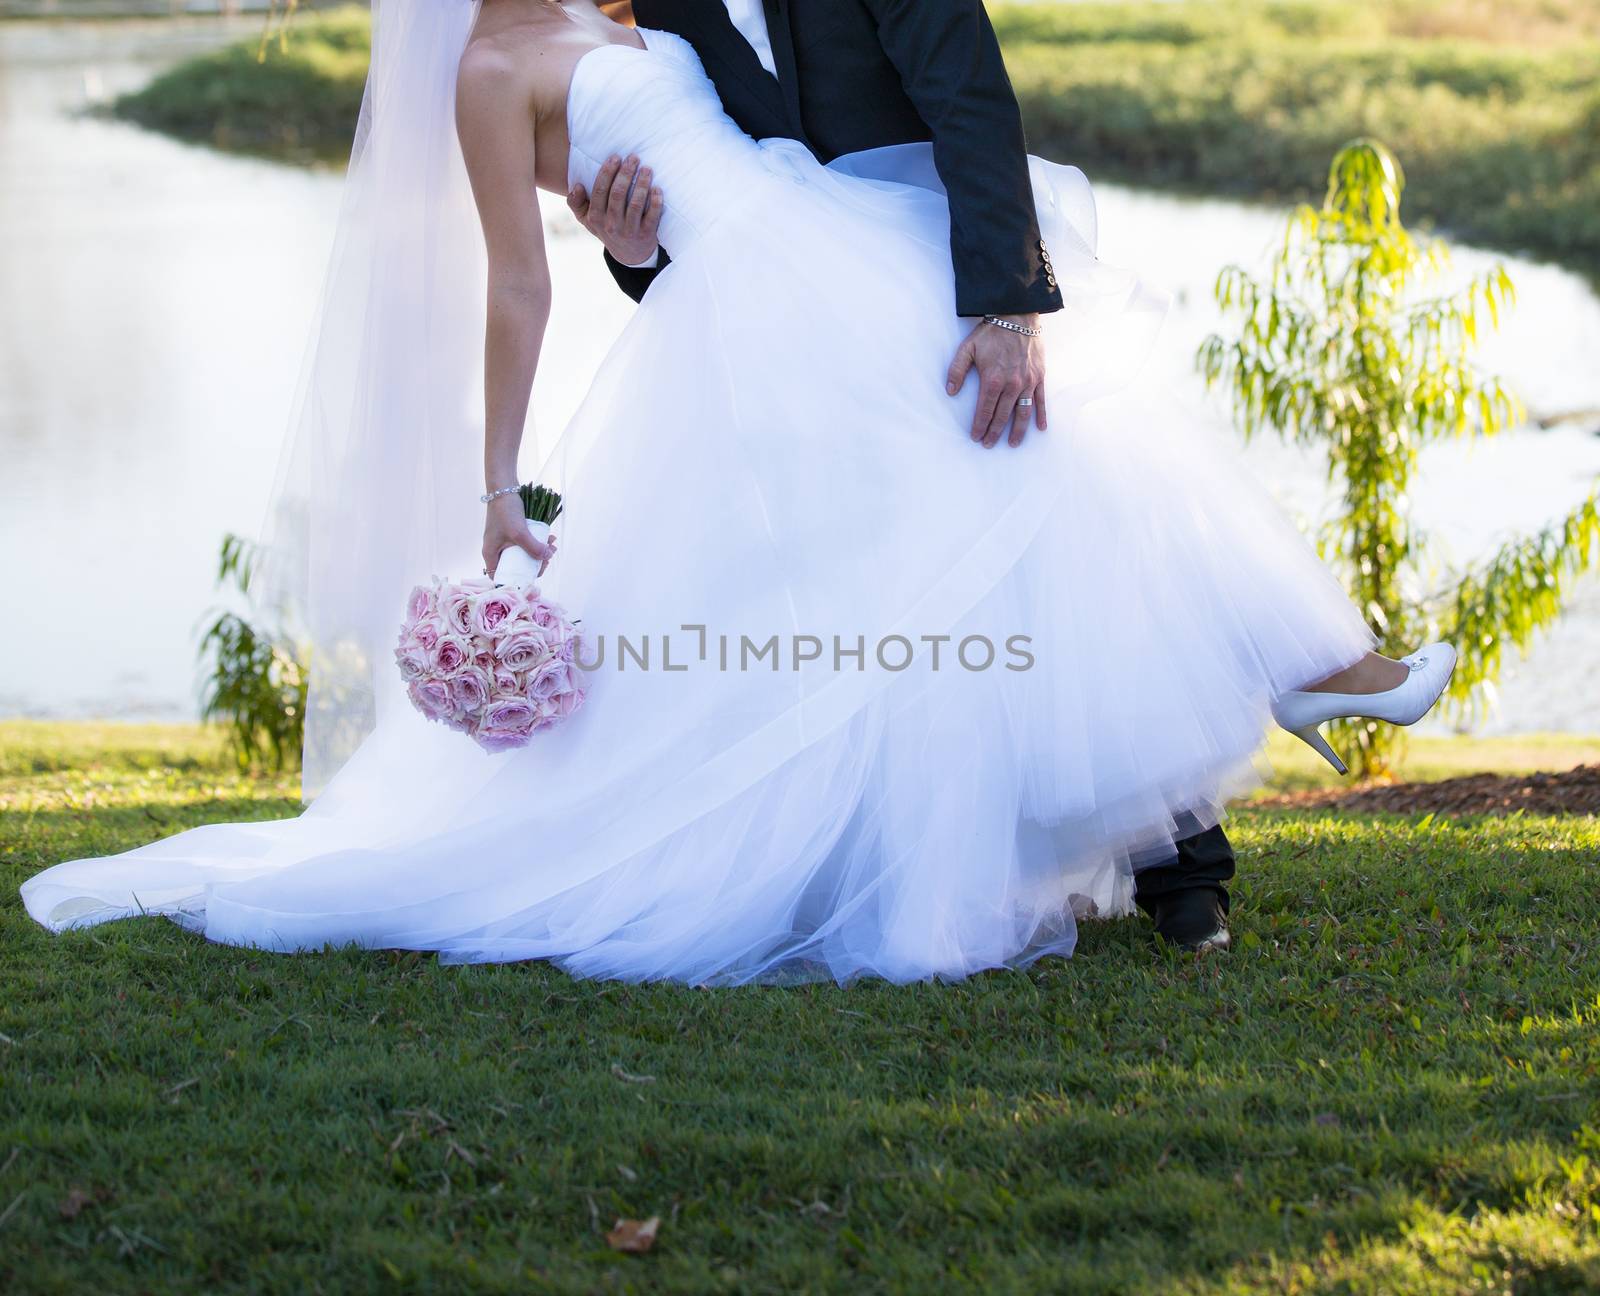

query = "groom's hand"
946;316;1048;449
568;154;664;268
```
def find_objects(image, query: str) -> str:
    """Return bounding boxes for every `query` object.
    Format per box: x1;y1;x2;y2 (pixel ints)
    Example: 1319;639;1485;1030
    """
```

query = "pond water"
2;18;1597;732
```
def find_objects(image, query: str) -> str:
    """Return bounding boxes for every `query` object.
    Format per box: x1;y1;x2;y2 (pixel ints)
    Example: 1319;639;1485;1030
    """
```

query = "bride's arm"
456;50;556;578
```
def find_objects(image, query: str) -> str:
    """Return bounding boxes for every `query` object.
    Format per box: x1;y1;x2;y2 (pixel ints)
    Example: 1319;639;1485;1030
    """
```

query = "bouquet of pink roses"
395;486;586;752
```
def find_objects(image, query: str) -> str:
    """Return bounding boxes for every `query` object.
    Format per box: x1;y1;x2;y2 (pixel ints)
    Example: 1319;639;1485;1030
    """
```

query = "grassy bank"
995;0;1600;276
111;6;369;161
3;720;1599;1291
109;1;1600;274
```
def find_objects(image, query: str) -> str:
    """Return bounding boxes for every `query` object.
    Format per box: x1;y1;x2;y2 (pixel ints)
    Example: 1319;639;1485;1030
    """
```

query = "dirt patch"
1258;765;1600;817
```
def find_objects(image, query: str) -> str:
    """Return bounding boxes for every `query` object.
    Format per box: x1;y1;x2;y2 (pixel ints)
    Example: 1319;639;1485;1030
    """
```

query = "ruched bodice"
566;29;774;257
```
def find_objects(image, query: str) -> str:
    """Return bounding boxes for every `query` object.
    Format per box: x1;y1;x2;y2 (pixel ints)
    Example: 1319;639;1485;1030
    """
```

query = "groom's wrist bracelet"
982;315;1044;338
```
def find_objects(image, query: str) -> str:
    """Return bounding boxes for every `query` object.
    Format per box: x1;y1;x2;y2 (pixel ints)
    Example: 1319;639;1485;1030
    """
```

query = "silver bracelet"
480;485;520;504
982;315;1043;337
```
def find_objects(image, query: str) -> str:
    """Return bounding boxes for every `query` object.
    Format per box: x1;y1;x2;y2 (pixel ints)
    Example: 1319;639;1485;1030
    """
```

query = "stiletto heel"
1288;724;1348;775
1271;642;1457;778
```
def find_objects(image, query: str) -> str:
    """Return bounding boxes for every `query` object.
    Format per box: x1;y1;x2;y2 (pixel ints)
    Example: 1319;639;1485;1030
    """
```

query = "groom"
571;0;1235;952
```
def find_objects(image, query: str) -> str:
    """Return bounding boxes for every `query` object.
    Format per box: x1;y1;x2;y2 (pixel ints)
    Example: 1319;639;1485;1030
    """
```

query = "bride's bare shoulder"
458;32;541;100
457;32;563;150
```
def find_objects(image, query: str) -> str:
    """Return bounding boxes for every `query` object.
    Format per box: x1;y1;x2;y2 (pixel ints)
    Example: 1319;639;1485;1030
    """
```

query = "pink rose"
492;669;521;697
474;698;536;752
472;590;519;637
408;678;456;723
527;659;571;702
439;585;477;636
431;634;472;675
554;685;585;718
450;666;492;715
406;584;437;624
412;618;441;651
529;601;562;631
484;697;534;729
395;639;431;682
496;626;551;674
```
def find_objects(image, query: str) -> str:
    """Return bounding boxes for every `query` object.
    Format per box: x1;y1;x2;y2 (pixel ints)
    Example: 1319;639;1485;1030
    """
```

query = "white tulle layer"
21;145;1373;983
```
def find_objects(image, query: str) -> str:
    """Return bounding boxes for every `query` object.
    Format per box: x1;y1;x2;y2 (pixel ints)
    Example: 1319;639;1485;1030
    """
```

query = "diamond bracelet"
480;485;520;504
982;315;1044;337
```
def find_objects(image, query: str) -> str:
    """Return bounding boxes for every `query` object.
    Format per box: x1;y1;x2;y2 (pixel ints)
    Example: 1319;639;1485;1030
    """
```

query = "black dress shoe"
1135;823;1236;952
1150;889;1231;953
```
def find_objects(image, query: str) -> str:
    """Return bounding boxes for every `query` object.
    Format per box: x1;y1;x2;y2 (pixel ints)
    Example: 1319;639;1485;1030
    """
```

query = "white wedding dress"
22;29;1374;983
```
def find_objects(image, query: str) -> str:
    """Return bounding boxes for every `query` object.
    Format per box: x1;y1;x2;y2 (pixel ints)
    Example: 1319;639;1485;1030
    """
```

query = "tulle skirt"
21;143;1373;983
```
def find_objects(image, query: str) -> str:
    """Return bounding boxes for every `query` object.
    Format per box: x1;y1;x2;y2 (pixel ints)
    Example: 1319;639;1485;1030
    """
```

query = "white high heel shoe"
1271;643;1458;774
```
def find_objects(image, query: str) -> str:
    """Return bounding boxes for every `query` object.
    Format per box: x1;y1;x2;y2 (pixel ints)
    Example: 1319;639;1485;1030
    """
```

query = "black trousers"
1133;823;1237;917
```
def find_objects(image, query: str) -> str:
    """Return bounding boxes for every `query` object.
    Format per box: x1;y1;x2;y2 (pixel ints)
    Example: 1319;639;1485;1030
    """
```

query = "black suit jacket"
607;0;1062;318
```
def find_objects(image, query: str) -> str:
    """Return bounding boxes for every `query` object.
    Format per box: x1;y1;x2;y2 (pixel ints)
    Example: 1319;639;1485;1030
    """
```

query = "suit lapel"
761;0;805;139
663;0;789;127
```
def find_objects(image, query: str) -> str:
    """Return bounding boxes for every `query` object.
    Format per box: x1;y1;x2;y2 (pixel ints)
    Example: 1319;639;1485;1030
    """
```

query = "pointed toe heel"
1273;643;1456;775
1288;723;1348;775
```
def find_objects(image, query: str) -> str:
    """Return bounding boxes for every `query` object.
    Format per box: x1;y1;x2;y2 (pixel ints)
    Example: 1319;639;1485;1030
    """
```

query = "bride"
21;0;1455;983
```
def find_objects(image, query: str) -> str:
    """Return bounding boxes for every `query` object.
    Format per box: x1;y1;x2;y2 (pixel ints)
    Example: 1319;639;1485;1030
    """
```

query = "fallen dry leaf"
58;1188;95;1220
606;1216;661;1254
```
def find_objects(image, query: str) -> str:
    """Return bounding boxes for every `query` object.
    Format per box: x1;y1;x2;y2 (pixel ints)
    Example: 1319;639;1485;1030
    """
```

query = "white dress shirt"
723;0;778;77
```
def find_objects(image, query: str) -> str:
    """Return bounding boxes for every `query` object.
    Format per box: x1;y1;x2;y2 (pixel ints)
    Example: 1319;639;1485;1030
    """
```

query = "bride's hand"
482;495;556;580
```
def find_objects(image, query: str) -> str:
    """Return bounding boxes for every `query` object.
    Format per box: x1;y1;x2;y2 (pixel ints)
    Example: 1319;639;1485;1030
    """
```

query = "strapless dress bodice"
566;28;781;258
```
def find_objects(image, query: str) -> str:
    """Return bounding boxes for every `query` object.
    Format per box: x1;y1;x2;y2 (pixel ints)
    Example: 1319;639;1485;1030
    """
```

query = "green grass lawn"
2;721;1598;1293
